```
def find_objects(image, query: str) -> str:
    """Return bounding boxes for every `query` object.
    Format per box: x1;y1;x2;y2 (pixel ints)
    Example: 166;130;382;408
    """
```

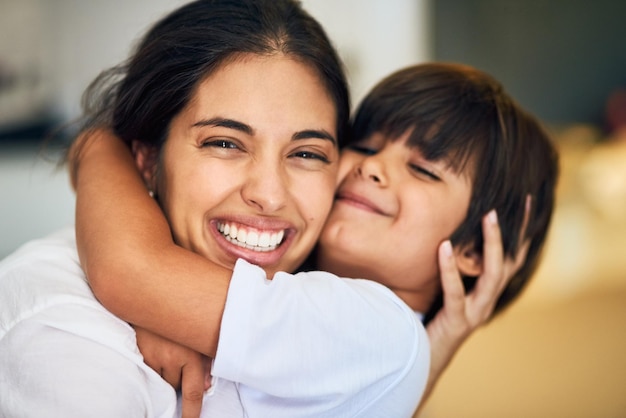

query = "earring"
148;189;155;198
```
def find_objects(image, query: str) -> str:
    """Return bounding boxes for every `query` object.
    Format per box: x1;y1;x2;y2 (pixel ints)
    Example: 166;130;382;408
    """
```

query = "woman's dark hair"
75;0;350;156
351;63;559;322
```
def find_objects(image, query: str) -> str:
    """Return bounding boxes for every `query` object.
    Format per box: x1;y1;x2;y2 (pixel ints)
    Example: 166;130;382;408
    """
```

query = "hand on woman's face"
141;54;339;277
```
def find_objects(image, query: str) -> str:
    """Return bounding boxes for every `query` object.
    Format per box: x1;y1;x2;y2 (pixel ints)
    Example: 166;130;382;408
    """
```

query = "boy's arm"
71;129;230;357
416;203;531;415
214;260;429;415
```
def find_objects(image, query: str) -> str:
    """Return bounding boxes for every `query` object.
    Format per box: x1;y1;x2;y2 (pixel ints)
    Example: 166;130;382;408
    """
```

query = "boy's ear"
453;242;483;277
131;141;159;191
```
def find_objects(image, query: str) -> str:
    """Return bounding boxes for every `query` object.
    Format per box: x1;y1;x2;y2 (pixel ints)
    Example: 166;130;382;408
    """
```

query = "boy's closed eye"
348;144;378;156
409;163;441;181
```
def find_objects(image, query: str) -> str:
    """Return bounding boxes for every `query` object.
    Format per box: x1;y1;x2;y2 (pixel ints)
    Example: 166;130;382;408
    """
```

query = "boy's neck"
391;285;440;314
315;252;440;313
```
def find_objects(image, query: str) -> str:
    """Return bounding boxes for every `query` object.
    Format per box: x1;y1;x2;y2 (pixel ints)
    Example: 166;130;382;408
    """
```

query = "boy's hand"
419;196;531;411
135;326;211;418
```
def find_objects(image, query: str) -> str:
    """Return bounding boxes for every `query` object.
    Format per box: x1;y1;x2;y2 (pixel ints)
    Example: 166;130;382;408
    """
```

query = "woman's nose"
241;162;288;213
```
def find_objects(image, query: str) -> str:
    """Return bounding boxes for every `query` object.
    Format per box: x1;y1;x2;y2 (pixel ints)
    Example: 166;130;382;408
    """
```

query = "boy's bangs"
351;62;502;177
400;104;495;176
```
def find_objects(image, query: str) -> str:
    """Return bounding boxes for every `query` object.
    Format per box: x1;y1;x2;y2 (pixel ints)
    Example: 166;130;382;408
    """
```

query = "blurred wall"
433;0;626;126
0;0;429;131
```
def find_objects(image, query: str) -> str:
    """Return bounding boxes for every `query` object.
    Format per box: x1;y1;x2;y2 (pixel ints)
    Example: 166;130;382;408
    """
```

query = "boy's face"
318;130;473;312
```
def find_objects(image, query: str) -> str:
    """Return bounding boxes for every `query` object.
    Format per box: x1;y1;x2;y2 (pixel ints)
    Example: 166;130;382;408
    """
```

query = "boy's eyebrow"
192;118;336;146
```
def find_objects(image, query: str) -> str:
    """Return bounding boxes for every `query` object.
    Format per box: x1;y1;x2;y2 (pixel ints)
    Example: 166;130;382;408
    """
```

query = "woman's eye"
410;164;440;181
348;144;378;156
201;139;239;149
291;151;330;164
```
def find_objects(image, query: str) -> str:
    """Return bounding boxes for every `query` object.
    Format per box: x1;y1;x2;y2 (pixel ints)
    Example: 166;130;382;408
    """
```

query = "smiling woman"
134;54;339;274
0;1;352;417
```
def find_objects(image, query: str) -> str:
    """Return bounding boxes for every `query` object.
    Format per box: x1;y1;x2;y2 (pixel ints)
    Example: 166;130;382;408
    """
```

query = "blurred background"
1;0;625;416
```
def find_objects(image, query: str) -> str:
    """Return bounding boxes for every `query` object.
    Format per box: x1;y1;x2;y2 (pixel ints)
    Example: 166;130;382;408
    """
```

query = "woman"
1;1;349;416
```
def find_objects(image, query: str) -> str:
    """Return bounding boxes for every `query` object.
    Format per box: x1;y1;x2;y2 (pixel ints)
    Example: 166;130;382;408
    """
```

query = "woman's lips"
209;217;295;268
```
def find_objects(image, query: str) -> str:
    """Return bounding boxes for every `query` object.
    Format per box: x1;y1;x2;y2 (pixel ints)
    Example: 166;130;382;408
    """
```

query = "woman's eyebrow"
192;118;336;146
293;129;337;146
192;117;254;135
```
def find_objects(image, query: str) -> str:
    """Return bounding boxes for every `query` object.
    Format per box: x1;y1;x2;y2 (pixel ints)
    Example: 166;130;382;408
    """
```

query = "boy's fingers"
181;361;206;418
438;241;466;318
512;238;531;273
511;195;533;273
473;210;504;308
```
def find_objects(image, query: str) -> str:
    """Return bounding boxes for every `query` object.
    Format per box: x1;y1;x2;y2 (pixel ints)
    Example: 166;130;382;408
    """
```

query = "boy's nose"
357;167;382;183
356;156;388;187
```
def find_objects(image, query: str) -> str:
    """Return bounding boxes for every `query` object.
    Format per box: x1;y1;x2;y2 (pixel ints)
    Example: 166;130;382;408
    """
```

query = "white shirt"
204;259;430;417
0;229;429;417
0;228;177;417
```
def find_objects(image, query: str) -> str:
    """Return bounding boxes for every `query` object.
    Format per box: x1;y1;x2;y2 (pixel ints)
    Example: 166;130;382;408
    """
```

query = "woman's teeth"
217;222;285;252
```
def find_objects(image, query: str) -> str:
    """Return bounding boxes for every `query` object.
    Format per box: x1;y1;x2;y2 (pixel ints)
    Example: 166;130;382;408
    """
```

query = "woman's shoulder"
0;226;77;269
0;226;100;334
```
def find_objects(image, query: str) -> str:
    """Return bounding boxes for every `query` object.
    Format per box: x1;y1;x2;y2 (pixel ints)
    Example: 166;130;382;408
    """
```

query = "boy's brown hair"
349;63;559;322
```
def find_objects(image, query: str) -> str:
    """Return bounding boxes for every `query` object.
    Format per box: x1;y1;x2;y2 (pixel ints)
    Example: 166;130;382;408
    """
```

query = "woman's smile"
217;221;286;252
150;53;339;277
207;216;295;267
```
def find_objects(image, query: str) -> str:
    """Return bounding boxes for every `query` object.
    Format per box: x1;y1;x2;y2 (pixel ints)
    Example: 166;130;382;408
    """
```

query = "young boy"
0;61;558;418
335;62;557;325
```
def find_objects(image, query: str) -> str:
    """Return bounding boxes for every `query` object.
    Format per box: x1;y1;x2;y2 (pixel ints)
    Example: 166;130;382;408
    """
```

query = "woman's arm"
72;129;231;356
134;326;210;418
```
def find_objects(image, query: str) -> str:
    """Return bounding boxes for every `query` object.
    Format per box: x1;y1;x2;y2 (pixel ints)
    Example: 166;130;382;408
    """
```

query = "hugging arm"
71;129;230;357
72;129;223;417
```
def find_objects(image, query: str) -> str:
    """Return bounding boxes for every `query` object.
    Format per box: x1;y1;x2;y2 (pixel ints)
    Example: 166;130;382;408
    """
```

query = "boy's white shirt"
0;227;429;417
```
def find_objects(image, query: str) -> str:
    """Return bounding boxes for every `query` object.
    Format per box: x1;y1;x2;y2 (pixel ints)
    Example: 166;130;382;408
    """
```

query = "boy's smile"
334;189;392;216
318;130;474;311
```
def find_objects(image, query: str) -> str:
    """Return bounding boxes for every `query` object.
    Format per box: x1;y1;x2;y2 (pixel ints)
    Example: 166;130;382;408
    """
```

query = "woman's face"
147;53;339;276
318;131;474;311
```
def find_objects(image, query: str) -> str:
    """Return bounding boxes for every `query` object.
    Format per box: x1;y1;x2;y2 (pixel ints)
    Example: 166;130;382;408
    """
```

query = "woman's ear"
453;242;483;277
131;141;159;192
